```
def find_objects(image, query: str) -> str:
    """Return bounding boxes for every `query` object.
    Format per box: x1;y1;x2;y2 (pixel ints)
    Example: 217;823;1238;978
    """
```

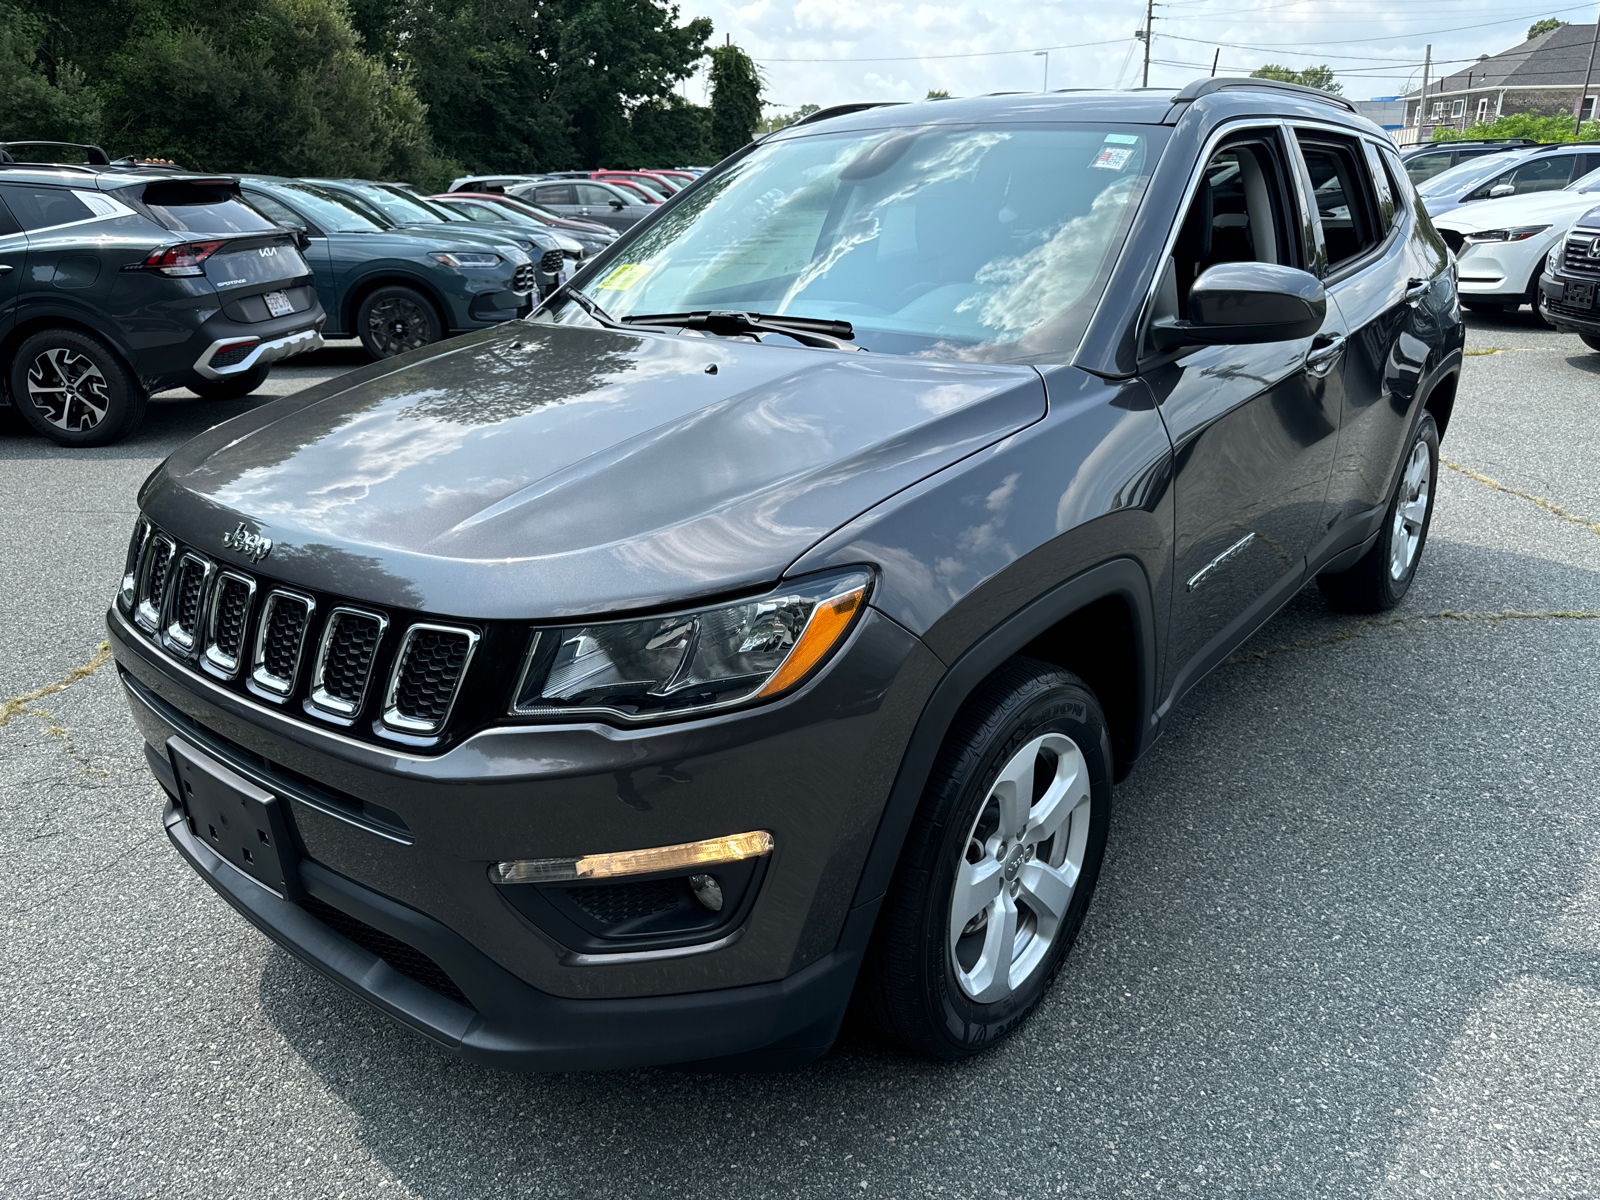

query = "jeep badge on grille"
222;522;273;563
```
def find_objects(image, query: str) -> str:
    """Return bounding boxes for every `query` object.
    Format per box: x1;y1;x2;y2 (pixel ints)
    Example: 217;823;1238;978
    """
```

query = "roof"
1413;23;1600;95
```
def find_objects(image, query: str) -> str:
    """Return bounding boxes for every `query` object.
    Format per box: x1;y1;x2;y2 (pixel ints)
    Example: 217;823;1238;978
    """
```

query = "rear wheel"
7;328;147;447
189;364;270;401
1317;412;1439;612
1581;333;1600;353
356;285;442;359
858;658;1112;1059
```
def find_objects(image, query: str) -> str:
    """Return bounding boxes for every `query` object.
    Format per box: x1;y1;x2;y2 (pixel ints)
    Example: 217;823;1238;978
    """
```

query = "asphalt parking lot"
3;314;1598;1199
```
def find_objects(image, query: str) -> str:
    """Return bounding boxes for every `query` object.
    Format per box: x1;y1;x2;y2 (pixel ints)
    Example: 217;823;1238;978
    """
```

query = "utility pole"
1210;48;1220;77
1142;0;1155;87
1576;8;1600;132
1418;43;1431;144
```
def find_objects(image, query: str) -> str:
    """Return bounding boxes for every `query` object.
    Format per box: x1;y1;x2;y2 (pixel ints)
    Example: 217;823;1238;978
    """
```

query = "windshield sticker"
1092;147;1134;171
1104;133;1140;145
596;263;652;290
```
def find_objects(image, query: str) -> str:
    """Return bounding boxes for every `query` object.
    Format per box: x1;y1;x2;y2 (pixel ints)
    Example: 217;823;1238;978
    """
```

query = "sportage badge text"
221;523;272;563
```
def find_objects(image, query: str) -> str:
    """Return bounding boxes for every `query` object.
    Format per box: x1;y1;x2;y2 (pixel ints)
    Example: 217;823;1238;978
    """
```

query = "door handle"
0;263;12;275
1404;277;1431;304
1305;333;1346;377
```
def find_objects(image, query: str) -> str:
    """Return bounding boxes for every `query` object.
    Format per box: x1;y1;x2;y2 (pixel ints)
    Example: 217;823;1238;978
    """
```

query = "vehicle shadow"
255;538;1600;1198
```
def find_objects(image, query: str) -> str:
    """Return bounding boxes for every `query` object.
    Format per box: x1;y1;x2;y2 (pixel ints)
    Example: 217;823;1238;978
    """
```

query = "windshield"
353;184;451;224
1417;153;1520;199
558;123;1165;362
1568;165;1600;192
256;183;388;232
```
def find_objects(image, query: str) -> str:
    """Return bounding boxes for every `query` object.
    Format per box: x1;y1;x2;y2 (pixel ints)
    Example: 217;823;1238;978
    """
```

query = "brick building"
1400;23;1600;146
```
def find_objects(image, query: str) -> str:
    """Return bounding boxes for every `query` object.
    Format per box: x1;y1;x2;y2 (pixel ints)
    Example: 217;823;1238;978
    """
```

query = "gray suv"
109;81;1464;1071
513;178;652;230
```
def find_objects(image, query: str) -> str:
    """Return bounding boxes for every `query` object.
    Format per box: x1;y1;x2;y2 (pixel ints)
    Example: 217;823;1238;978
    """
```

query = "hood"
143;322;1046;620
1432;189;1600;231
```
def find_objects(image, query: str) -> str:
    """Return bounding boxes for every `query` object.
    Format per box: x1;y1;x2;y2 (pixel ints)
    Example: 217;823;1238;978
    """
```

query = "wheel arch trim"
846;557;1157;916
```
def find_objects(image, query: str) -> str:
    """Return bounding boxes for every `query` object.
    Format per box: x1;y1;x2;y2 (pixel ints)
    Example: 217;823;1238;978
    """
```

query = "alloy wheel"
1389;439;1431;581
366;297;435;356
26;347;111;432
948;732;1092;1003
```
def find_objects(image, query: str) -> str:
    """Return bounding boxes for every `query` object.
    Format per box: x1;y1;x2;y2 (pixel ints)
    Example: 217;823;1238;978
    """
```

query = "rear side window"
141;183;277;233
1296;132;1383;271
244;191;308;231
533;185;575;205
1403;151;1453;185
1362;142;1397;232
0;185;93;231
576;183;622;205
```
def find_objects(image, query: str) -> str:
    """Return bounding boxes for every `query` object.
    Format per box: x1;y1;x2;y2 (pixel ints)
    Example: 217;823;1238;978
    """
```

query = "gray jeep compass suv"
109;80;1464;1070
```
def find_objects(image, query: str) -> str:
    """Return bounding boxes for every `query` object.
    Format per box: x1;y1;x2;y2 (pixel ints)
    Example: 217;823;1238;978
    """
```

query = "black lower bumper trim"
161;799;867;1071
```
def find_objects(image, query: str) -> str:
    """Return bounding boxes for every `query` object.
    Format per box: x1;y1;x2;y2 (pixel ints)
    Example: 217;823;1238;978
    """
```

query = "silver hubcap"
948;732;1092;1003
26;348;110;431
1389;439;1431;581
366;297;435;357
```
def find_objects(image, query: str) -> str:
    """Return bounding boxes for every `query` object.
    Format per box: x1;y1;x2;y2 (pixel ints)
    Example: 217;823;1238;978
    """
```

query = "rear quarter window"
140;183;277;233
0;185;94;231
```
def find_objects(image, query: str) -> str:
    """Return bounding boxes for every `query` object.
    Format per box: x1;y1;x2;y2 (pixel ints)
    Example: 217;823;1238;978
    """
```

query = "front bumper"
1539;271;1600;332
1448;235;1553;301
110;601;943;1069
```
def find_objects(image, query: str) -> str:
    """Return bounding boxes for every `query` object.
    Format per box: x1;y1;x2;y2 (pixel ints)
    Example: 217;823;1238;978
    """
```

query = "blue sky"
675;0;1599;110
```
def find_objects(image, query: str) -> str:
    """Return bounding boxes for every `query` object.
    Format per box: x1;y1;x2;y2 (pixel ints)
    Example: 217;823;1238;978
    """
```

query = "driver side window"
1154;134;1295;324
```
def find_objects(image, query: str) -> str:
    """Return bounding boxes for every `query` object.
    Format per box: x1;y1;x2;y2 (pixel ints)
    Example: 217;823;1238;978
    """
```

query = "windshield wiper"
553;283;621;328
619;310;858;350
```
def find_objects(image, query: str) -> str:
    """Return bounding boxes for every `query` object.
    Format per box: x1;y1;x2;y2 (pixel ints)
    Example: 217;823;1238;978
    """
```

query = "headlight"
1463;225;1550;244
1548;243;1563;273
510;569;872;721
431;251;503;267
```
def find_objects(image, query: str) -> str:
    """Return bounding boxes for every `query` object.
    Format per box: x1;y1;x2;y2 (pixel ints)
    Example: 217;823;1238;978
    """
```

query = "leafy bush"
1433;112;1600;143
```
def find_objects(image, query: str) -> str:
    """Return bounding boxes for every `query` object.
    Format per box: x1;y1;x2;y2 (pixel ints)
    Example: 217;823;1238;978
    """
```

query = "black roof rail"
1169;77;1358;114
790;102;904;128
0;140;111;165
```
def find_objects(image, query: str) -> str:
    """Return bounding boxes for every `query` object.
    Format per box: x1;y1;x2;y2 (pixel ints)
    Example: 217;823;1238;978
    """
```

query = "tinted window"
565;122;1168;363
1403;152;1454;185
1416;154;1513;199
1471;154;1578;200
1297;133;1382;269
576;183;625;205
1380;146;1415;218
140;183;276;233
1363;142;1397;232
0;195;20;237
0;185;93;231
247;184;385;233
533;185;575;205
353;185;449;224
244;191;308;231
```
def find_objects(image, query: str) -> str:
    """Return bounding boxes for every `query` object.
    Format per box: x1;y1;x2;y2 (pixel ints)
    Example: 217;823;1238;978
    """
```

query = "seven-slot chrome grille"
119;522;478;742
1561;228;1600;280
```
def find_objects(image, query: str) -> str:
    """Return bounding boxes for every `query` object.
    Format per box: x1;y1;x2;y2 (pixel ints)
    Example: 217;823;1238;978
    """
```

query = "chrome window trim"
250;589;315;699
161;552;215;655
202;570;257;679
309;606;390;718
134;534;177;632
382;623;480;735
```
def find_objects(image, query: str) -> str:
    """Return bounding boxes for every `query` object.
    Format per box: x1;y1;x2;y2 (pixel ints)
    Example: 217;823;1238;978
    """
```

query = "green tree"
1249;63;1341;95
631;94;711;165
1527;18;1566;40
709;41;761;161
1433;111;1599;142
0;2;102;142
925;89;950;99
756;101;818;134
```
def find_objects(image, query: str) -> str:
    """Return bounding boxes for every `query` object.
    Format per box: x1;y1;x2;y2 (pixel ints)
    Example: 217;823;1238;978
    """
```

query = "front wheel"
1462;300;1509;314
858;658;1112;1059
7;328;147;447
189;364;270;401
1317;412;1439;612
356;285;442;359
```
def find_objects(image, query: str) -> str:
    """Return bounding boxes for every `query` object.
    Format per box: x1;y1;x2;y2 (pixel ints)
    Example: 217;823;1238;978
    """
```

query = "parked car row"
446;167;709;231
0;144;600;446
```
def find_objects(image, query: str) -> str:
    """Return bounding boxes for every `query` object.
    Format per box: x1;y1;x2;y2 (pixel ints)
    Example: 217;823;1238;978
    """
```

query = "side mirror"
1149;262;1327;352
609;198;624;210
1488;182;1515;198
294;229;313;249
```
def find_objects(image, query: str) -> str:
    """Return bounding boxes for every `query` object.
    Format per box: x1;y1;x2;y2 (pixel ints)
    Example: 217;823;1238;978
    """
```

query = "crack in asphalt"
0;641;113;730
1443;458;1600;540
1225;609;1600;666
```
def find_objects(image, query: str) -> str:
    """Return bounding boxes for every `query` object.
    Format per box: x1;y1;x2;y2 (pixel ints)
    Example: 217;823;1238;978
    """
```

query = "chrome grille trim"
120;518;151;613
250;589;315;699
162;553;214;654
382;623;479;735
309;607;389;718
134;534;176;631
1561;228;1600;280
202;570;257;679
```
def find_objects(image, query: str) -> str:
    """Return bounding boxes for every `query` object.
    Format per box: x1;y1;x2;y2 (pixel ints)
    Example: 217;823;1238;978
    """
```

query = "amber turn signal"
757;586;865;697
492;829;775;886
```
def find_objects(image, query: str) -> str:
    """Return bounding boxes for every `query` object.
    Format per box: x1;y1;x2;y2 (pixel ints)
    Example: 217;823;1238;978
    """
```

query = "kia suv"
109;81;1464;1071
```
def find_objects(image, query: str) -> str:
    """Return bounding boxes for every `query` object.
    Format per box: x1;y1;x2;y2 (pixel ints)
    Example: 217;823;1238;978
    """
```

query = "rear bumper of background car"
109;601;942;1070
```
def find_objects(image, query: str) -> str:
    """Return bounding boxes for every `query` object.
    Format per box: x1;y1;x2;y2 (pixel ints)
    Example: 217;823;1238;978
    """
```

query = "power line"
758;38;1127;63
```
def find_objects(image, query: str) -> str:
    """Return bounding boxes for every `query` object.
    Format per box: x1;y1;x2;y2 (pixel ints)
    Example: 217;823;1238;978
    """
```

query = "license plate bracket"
1563;280;1595;309
169;738;301;898
264;290;294;318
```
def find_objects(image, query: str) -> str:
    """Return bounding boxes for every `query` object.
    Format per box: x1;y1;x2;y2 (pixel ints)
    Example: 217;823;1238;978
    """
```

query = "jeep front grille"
135;534;176;631
252;590;314;697
1561;229;1600;280
310;608;388;717
204;572;256;677
384;625;478;734
163;553;213;652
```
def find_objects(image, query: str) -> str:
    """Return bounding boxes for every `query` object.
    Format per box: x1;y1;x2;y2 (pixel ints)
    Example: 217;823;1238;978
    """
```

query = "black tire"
1462;300;1508;314
189;363;270;401
857;658;1113;1060
1581;332;1600;353
7;327;147;447
356;285;443;359
1317;412;1440;613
